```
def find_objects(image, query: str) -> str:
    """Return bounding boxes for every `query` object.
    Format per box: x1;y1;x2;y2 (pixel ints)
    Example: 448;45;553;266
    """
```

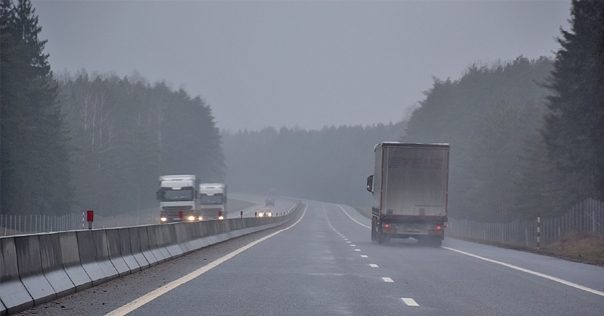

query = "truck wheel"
377;233;389;244
430;237;442;247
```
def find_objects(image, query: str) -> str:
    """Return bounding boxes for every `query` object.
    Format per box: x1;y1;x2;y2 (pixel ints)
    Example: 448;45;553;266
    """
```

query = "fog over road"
18;199;604;316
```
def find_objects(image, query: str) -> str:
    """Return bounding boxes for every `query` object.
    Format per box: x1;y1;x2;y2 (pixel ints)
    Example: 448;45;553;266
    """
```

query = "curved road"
17;199;604;316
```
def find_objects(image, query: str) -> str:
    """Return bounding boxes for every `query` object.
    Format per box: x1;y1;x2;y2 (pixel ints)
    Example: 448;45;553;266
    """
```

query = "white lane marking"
361;255;368;258
354;249;361;252
443;246;604;298
105;205;308;316
369;264;379;268
337;205;371;229
346;241;351;243
382;277;394;283
402;298;419;306
350;244;356;247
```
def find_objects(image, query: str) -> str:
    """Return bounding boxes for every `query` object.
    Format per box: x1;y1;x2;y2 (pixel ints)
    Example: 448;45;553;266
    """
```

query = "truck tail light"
436;225;442;230
384;223;390;228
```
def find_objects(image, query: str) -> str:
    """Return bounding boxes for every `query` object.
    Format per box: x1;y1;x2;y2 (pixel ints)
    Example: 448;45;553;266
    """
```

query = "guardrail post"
537;212;541;250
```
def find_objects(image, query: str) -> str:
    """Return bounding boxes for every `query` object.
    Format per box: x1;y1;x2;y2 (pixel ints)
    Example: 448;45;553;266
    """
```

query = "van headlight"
187;215;196;221
160;217;168;222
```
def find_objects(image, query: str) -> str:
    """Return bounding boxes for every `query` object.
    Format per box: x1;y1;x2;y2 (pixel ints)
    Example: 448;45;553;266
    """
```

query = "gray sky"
33;0;571;132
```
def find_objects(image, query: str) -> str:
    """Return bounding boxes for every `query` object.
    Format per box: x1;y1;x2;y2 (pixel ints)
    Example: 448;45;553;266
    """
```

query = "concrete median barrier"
39;233;75;298
106;229;130;277
59;231;92;291
175;223;193;253
128;227;150;270
0;237;33;314
14;235;56;305
91;230;119;281
76;230;108;285
118;228;141;272
148;225;169;263
163;225;184;258
138;226;159;266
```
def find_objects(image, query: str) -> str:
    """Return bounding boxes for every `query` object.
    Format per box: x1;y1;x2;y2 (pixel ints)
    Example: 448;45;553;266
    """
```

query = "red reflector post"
86;210;94;229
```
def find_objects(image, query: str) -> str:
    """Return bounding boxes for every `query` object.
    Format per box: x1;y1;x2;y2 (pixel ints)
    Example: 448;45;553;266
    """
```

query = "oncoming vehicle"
198;183;227;220
257;208;273;217
156;175;200;223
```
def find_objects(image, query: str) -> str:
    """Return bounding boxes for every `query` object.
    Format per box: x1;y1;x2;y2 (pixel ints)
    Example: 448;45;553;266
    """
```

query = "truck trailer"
198;183;227;220
156;175;200;223
366;142;450;246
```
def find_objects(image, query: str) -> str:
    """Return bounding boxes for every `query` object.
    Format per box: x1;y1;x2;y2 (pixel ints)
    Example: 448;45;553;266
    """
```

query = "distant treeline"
57;72;224;217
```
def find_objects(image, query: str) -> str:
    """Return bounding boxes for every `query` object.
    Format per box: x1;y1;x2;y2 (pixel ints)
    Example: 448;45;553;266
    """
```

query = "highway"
17;199;604;316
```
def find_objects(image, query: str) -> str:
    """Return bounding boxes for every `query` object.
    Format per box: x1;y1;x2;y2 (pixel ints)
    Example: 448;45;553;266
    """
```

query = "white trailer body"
198;183;227;220
367;142;449;246
156;175;200;223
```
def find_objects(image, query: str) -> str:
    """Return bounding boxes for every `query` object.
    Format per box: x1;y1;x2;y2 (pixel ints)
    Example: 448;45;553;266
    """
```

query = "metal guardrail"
448;198;604;248
0;209;159;236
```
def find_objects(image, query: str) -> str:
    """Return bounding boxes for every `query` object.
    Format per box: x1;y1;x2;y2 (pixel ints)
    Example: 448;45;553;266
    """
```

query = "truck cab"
198;183;227;220
157;175;200;223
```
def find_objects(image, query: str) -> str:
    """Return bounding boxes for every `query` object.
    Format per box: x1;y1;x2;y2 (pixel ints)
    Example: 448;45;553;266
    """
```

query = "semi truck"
198;183;227;220
156;175;200;223
366;142;450;246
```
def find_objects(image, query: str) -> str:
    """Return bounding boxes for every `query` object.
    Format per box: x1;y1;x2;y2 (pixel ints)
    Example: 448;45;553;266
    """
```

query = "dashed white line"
361;255;368;258
402;298;419;306
382;277;394;282
350;244;356;247
355;249;361;252
369;264;379;268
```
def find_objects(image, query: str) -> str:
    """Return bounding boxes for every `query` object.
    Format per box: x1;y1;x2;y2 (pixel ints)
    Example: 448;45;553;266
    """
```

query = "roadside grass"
543;232;604;266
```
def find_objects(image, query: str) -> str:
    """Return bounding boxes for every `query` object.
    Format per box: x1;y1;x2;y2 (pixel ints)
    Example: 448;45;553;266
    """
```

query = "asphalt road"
17;199;604;316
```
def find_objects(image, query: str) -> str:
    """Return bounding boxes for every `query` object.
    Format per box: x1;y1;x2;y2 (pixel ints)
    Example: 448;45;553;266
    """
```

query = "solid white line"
402;298;419;306
337;205;371;229
443;246;604;298
382;277;394;283
369;264;378;268
105;205;308;316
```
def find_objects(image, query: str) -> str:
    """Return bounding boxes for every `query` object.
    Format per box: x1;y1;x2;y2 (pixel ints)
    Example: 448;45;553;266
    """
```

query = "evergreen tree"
403;57;552;220
543;0;604;201
0;0;71;215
